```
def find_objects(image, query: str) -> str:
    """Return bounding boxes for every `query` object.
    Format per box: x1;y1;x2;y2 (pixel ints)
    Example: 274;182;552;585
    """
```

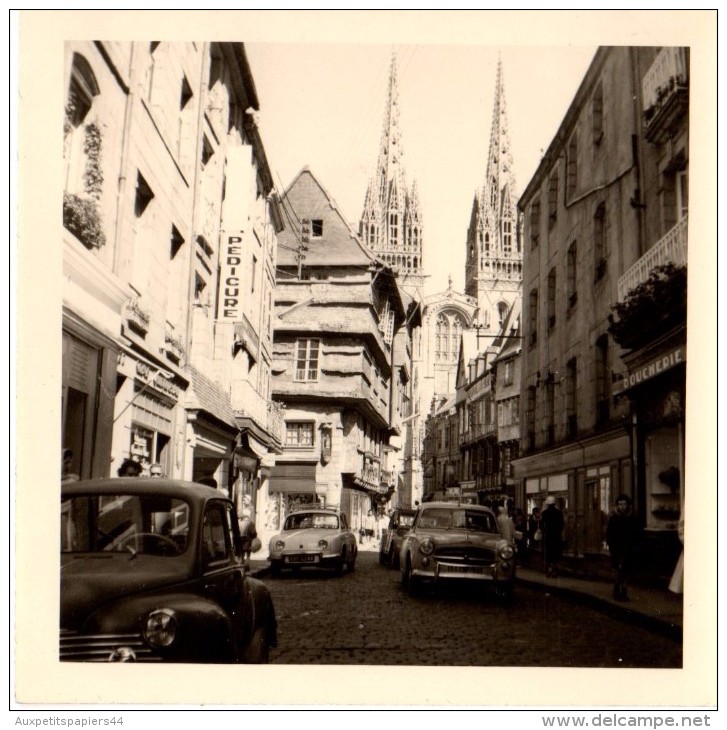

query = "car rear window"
61;494;190;556
284;512;339;530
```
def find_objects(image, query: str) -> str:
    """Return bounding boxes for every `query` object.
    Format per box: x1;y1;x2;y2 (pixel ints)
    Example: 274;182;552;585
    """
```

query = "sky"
245;42;598;297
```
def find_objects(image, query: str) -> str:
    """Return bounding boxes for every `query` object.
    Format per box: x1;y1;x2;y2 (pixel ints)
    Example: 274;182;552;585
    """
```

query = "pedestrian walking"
668;514;684;594
496;504;515;544
606;494;641;601
541;496;564;577
365;510;376;543
514;508;528;565
117;458;142;477
239;494;258;564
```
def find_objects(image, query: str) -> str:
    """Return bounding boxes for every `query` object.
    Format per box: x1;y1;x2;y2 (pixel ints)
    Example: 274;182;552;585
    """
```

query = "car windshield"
61;494;190;556
416;508;497;533
284;512;339;530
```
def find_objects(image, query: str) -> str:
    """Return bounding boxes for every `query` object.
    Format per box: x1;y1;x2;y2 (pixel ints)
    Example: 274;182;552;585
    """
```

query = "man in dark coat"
606;494;641;601
541;496;564;577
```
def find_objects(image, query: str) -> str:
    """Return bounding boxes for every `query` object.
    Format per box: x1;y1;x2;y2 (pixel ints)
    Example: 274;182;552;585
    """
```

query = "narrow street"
263;550;682;667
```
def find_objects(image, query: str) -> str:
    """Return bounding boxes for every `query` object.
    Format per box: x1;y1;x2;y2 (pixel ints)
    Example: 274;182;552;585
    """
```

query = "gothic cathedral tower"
360;53;425;292
464;59;523;331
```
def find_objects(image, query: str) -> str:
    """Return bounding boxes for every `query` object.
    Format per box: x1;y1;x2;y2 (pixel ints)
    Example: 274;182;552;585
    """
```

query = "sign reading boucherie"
612;346;685;395
218;234;244;320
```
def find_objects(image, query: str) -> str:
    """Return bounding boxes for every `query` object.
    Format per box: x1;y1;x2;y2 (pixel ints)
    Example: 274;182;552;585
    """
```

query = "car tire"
348;552;356;572
403;556;419;596
494;581;514;603
334;549;345;577
387;546;398;570
242;626;269;664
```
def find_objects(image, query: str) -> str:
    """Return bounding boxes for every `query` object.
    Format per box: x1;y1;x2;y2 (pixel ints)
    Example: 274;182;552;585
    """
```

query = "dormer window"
311;219;323;237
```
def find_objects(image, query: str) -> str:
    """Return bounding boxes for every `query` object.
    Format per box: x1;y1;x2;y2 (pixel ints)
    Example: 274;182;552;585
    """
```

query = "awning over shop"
341;472;390;496
269;463;317;494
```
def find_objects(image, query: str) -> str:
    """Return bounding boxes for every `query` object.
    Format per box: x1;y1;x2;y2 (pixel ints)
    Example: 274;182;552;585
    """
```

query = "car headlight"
419;538;434;556
143;608;177;648
274;540;285;550
318;539;328;549
499;545;515;560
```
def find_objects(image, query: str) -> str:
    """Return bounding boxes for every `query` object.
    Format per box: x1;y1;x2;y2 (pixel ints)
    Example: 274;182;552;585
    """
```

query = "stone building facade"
62;42;282;516
269;168;414;538
514;46;688;581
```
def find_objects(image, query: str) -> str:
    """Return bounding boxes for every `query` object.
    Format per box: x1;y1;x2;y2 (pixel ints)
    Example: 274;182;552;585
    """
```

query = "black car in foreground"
60;478;277;663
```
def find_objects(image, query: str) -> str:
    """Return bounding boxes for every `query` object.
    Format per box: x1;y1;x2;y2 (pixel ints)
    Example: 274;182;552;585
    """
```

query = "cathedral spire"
482;57;516;215
359;50;424;288
465;56;523;328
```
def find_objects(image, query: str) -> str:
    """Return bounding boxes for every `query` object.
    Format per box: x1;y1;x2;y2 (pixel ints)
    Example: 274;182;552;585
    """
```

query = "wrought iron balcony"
617;217;688;302
642;47;688;112
642;47;689;144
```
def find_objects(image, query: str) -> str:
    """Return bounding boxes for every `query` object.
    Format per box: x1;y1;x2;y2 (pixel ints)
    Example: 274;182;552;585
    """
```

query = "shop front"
515;430;631;578
613;340;686;581
112;349;187;479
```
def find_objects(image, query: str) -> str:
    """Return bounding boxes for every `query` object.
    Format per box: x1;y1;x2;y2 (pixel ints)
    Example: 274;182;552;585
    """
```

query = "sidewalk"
515;565;683;640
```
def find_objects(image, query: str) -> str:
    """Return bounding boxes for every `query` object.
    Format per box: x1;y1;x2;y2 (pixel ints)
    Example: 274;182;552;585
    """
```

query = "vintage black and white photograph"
13;9;716;712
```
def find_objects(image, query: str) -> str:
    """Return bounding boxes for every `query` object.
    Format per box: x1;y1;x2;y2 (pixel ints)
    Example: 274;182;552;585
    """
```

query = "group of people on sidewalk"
493;493;682;603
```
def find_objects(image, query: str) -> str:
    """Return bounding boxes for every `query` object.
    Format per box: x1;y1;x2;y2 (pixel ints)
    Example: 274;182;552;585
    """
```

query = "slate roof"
277;168;375;268
186;366;237;430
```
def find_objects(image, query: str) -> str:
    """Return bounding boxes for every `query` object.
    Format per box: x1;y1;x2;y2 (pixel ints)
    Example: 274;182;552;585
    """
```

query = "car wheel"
334;549;345;577
403;556;419;596
242;626;269;664
348;551;356;572
494;581;514;602
387;546;398;570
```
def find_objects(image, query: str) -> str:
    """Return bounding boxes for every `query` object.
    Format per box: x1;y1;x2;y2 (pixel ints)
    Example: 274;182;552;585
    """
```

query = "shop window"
295;338;320;381
286;422;314;447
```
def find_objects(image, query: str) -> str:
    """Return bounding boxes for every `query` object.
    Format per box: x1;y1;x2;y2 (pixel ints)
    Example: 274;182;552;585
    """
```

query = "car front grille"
60;629;161;662
434;546;497;566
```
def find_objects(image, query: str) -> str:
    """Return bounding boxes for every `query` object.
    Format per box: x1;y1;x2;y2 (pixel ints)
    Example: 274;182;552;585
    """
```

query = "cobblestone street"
264;551;682;667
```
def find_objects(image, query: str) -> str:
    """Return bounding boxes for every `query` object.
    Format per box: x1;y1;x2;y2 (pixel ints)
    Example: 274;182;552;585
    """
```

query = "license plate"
444;565;484;575
286;554;318;564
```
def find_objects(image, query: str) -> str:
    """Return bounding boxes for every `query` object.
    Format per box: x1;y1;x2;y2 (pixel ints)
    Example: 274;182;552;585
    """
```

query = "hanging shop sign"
218;234;244;320
612;346;685;395
135;361;179;399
